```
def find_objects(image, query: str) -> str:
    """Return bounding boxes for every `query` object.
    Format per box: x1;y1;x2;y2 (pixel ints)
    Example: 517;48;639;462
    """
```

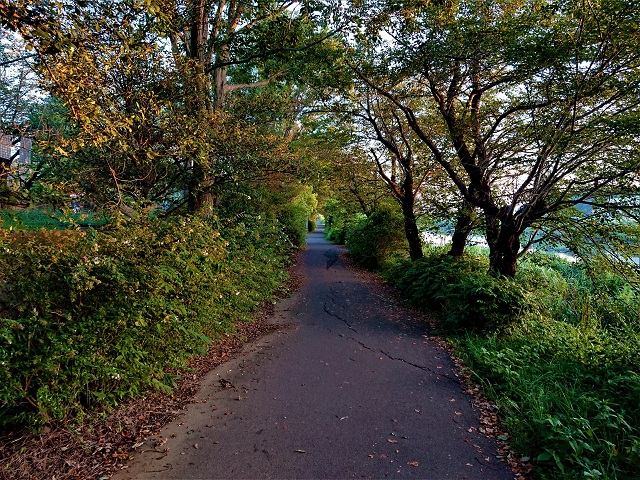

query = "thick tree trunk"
186;0;216;216
188;163;216;216
449;201;475;258
488;220;521;278
401;197;423;260
485;214;500;270
213;62;227;111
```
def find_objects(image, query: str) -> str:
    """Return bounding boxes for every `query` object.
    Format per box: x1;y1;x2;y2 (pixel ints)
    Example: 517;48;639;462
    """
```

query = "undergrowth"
0;214;292;429
383;249;640;479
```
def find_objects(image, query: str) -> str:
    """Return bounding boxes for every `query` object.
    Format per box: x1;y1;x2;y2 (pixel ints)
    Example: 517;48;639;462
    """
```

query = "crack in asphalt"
379;348;458;383
331;330;457;383
323;302;358;333
320;267;458;384
328;284;347;309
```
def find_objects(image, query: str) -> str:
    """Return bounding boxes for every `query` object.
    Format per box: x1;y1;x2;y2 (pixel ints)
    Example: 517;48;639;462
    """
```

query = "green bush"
395;252;528;331
323;199;352;244
345;206;407;269
307;217;316;232
0;214;290;427
279;202;309;247
458;323;640;479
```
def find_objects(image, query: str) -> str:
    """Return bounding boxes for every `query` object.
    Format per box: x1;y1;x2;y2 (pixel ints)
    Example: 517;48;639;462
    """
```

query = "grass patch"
1;208;107;230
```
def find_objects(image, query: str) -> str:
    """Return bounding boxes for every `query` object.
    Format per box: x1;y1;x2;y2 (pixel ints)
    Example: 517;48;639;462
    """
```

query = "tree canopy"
1;0;639;275
342;0;640;276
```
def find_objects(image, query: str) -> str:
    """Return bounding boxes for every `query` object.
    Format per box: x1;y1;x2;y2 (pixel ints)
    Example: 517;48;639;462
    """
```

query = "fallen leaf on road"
408;461;419;467
387;439;398;444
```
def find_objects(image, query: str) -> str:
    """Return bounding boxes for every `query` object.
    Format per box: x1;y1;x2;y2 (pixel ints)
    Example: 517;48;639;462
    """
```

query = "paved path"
114;230;513;479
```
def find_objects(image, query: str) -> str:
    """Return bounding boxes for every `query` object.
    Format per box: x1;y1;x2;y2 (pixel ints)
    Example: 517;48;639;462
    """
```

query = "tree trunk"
186;0;216;216
188;163;215;216
401;196;423;260
489;220;521;278
485;214;500;270
449;201;475;258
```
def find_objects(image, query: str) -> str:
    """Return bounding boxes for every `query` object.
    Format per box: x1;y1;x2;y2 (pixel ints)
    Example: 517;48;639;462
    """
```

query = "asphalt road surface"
113;229;514;480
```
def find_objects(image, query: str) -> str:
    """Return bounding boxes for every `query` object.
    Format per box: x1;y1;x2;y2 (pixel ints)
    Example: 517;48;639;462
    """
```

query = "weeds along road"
113;229;514;480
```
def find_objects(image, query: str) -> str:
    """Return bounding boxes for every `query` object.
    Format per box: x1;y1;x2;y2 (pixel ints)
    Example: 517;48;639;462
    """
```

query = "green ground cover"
0;208;107;230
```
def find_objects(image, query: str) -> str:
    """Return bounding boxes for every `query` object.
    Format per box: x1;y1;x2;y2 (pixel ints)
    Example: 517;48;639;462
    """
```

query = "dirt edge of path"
0;253;305;480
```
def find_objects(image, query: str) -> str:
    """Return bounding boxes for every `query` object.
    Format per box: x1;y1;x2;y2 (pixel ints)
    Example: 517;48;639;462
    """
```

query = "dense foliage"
0;215;292;427
344;206;406;269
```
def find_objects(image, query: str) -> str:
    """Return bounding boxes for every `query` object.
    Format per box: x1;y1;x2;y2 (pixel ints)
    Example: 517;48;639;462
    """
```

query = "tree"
0;30;43;206
0;31;39;127
349;89;428;259
2;0;345;216
156;0;345;214
350;0;640;276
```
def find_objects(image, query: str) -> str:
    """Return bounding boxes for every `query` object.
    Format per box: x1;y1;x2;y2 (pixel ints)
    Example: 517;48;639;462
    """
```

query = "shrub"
307;218;316;232
279;202;309;248
458;323;640;479
395;252;528;331
345;206;407;269
0;214;290;427
323;199;352;244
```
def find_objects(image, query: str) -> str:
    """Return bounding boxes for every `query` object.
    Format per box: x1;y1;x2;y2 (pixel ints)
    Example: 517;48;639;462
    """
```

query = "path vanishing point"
113;229;514;480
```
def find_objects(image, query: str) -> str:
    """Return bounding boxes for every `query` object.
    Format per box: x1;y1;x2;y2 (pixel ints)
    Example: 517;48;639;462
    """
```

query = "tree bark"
188;163;215;216
485;214;500;270
448;201;475;258
488;219;521;278
186;0;216;216
401;195;423;260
